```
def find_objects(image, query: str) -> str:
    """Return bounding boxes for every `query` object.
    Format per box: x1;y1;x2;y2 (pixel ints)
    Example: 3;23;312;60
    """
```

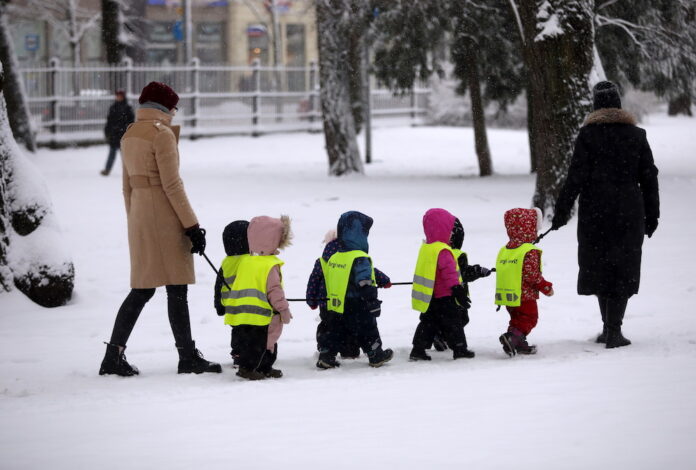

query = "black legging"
109;285;193;348
598;296;628;331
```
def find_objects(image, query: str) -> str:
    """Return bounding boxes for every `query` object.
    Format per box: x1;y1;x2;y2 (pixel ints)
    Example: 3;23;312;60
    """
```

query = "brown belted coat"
121;108;198;289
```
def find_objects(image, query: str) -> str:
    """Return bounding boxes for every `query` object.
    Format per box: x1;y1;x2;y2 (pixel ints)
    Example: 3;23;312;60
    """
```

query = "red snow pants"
506;300;539;336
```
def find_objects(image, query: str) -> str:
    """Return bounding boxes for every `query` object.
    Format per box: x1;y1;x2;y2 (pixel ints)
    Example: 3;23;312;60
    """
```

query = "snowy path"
1;115;695;469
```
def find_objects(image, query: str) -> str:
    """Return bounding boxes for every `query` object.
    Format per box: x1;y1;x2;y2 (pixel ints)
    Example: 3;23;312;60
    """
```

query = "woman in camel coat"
99;82;221;377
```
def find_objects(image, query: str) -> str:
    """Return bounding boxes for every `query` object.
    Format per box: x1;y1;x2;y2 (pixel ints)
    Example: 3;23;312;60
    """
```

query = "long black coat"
554;108;660;298
104;101;134;147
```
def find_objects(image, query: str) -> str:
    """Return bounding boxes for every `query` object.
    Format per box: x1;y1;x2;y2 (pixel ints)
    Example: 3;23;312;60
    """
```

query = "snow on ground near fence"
1;114;695;469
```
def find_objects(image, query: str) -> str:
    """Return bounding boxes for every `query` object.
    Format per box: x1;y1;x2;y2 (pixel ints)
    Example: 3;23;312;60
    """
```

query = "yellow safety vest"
412;242;462;313
222;255;284;326
321;250;375;314
220;254;249;324
451;248;467;261
494;243;541;307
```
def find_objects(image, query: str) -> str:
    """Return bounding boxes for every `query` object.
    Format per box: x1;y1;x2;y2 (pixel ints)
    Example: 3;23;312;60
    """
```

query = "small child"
307;230;391;361
220;215;293;380
317;211;393;369
214;220;250;366
431;217;492;351
495;208;553;356
410;208;475;361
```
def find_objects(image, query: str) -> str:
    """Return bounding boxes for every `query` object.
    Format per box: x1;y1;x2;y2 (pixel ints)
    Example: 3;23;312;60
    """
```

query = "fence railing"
19;58;431;145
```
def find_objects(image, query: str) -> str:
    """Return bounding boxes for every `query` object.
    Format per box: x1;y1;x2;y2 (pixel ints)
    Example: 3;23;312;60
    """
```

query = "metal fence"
18;58;431;145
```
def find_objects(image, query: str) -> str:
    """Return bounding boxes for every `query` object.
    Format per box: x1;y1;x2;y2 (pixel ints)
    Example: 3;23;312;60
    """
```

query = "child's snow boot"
409;347;432;361
499;328;524;357
316;352;340;369
452;336;475;359
432;334;448;352
99;343;139;376
368;347;394;368
177;342;223;374
263;368;283;378
516;337;537;355
237;368;265;380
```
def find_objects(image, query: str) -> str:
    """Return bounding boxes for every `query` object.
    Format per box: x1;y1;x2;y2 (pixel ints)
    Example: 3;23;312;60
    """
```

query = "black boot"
177;342;222;374
99;343;139;376
596;297;608;343
263;368;283;378
316;352;341;369
409;347;432;361
237;368;265;380
453;347;475;359
432;334;448;352
605;297;631;349
368;347;394;368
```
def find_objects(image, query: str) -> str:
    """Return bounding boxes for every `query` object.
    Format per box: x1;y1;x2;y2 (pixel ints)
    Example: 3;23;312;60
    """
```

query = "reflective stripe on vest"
323;250;375;314
494;243;541;307
222;255;283;326
219;254;248;293
412;242;462;313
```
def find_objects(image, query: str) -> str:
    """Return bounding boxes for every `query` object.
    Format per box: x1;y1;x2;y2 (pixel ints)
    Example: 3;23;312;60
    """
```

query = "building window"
147;21;177;64
285;23;305;66
196;22;225;64
246;23;269;65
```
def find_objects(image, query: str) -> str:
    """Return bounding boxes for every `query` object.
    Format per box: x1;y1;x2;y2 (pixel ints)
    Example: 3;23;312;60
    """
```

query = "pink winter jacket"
423;209;461;299
247;216;293;350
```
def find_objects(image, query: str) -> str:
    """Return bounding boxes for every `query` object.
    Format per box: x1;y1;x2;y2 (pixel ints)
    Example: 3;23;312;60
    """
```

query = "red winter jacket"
504;208;553;302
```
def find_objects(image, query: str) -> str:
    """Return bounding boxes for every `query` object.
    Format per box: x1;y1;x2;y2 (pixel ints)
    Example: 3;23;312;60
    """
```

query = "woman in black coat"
551;81;660;349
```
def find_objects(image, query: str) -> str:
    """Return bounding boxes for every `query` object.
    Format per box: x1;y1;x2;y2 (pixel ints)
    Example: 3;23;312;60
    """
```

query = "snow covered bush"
0;65;74;307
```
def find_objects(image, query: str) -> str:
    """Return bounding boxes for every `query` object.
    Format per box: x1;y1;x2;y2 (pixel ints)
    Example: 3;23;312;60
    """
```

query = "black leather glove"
645;217;658;238
452;285;471;310
472;265;492;278
185;225;207;255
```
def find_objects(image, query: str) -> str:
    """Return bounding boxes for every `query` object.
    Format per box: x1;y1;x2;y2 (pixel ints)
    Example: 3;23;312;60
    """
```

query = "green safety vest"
219;254;248;325
412;242;462;313
222;255;284;326
320;250;375;314
494;243;541;307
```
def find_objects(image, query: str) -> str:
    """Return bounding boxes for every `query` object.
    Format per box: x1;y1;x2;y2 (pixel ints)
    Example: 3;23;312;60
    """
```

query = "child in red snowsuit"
498;208;553;356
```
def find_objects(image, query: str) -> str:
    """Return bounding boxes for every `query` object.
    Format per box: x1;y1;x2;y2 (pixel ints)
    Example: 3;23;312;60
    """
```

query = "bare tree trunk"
462;40;492;176
0;3;36;152
102;0;123;64
668;93;693;116
316;0;364;176
518;0;594;214
347;24;365;135
0;65;11;290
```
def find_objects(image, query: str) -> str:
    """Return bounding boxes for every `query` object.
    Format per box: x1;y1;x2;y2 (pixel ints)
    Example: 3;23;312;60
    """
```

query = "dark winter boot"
263;368;283;378
605;298;631;349
368;348;394;368
316;352;341;369
409;347;432;361
516;337;537;355
453;347;476;359
432;334;448;352
99;343;139;377
596;297;608;343
499;329;524;357
596;326;608;344
237;368;265;380
177;342;223;374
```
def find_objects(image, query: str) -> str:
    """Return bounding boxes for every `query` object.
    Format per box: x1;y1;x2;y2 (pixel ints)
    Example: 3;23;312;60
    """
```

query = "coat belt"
129;175;162;188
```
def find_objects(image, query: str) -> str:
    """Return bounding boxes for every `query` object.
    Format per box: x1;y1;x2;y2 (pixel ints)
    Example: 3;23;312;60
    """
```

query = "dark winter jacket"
451;217;490;302
306;239;390;309
105;100;135;147
337;211;383;301
553;108;660;298
214;220;250;316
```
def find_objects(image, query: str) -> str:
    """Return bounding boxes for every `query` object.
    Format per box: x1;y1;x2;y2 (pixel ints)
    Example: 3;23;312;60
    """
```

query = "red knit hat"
138;82;179;110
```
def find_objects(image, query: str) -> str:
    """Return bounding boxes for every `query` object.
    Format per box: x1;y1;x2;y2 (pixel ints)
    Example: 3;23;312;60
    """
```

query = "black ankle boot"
316;352;340;369
409;347;432;361
606;329;631;348
177;342;222;374
596;326;608;344
368;347;394;368
99;342;139;376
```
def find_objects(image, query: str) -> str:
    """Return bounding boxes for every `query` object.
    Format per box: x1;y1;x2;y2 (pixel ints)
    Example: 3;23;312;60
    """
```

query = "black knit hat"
593;81;621;110
222;220;250;256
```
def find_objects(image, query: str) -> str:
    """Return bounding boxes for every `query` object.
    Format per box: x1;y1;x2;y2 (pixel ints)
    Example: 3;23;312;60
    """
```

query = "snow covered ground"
1;114;695;469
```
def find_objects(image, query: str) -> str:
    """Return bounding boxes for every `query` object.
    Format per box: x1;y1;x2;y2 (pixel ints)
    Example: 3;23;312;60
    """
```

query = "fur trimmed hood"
247;215;293;255
584;108;637;126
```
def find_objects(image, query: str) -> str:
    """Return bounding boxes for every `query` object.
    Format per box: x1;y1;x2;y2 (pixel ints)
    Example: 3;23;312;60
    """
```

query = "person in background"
101;89;134;176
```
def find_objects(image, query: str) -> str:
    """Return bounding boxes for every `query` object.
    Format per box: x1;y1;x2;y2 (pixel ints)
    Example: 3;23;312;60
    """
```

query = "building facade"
7;0;318;66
